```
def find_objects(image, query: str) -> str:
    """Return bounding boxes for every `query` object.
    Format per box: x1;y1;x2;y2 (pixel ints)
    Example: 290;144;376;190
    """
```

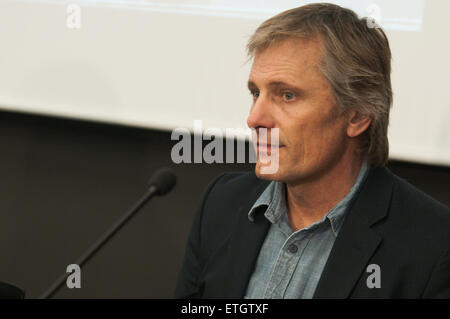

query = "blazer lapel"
222;179;271;298
313;166;394;298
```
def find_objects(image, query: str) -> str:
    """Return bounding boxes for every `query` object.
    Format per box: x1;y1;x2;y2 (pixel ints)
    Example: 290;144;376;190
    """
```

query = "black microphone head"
148;167;177;196
0;282;25;299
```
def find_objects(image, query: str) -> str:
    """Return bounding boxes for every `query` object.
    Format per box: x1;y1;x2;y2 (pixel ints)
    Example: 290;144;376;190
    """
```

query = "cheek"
311;118;347;159
287;112;346;162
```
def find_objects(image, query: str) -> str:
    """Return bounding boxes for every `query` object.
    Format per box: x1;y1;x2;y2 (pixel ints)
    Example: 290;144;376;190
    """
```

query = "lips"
256;140;284;147
256;143;284;154
257;143;281;148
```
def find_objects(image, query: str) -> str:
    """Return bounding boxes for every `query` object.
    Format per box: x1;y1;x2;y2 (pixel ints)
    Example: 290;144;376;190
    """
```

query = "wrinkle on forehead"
249;37;329;91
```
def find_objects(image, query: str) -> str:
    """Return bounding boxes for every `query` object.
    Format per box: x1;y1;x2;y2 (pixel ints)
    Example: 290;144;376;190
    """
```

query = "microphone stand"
39;185;158;299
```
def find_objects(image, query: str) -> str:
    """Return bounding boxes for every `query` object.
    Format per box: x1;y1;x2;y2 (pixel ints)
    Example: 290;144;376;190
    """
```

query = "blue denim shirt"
245;161;370;299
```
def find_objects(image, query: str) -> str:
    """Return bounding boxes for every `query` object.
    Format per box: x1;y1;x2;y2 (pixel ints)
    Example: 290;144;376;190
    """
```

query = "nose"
246;93;275;130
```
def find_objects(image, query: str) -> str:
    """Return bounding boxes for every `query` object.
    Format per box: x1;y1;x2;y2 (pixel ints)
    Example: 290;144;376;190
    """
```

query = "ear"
347;110;371;138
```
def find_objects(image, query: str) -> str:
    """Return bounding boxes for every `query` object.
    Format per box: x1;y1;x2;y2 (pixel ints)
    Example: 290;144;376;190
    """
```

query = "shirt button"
288;244;298;254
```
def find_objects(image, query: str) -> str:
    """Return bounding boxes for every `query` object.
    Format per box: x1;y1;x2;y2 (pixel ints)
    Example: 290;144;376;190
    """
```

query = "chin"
254;162;285;182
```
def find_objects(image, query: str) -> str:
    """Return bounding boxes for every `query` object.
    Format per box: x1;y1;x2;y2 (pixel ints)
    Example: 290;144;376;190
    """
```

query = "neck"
286;153;365;231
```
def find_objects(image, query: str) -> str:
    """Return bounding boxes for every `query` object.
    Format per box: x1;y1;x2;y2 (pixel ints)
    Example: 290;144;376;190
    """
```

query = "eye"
250;90;260;101
282;91;295;101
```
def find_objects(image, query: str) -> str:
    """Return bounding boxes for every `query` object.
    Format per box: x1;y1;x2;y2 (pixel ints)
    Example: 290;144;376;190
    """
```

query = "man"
174;3;450;298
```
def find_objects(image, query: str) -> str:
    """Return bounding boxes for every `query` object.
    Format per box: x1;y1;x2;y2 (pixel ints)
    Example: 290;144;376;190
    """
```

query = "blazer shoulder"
197;171;270;242
389;169;450;219
211;170;265;188
201;171;267;206
384;168;450;247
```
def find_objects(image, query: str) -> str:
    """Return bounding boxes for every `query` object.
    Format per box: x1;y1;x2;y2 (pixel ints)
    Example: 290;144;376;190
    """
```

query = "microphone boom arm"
40;183;161;299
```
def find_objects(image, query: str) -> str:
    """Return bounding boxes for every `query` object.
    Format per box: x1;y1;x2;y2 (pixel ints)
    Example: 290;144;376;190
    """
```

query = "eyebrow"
247;81;258;91
247;80;301;91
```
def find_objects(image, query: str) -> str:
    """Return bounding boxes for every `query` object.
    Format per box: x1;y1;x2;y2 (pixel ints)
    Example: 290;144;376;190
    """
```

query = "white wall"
387;1;450;166
0;0;449;166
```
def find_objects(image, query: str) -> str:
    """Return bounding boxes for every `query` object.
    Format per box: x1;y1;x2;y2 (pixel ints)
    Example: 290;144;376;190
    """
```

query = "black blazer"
174;166;450;298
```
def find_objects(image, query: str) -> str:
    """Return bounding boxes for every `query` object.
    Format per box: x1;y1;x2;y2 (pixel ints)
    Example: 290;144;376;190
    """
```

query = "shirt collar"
248;160;370;236
326;160;370;234
247;180;280;223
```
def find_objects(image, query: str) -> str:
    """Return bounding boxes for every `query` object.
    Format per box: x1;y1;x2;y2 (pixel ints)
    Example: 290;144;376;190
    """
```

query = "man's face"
247;37;351;184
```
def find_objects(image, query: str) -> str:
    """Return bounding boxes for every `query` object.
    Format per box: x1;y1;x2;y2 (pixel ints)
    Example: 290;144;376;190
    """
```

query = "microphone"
39;167;177;299
147;167;177;196
0;281;25;299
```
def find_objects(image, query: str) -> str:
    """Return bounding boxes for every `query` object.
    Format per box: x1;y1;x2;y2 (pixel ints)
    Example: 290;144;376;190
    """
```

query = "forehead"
249;37;324;85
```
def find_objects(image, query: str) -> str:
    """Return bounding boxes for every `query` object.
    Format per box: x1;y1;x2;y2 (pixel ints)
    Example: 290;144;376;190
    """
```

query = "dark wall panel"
0;110;449;298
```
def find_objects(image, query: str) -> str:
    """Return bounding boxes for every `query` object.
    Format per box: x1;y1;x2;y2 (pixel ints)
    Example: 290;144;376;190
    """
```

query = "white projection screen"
0;0;449;166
